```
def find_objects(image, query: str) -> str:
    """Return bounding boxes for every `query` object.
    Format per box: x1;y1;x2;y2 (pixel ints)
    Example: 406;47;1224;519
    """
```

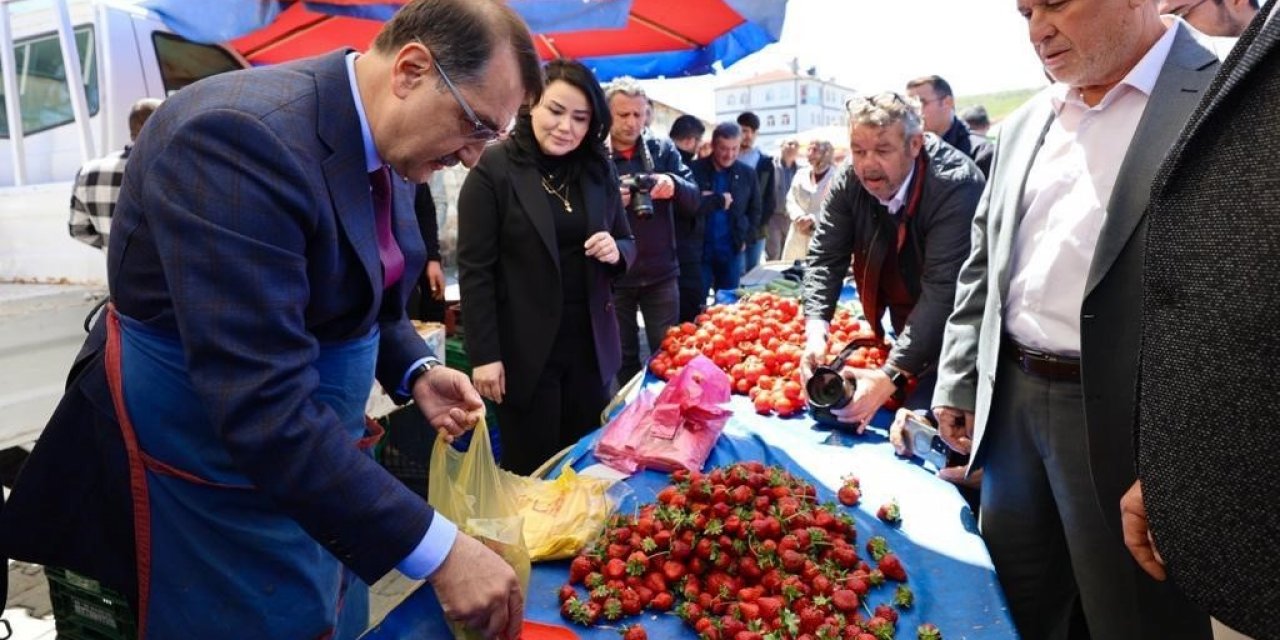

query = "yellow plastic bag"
428;421;530;640
517;465;622;561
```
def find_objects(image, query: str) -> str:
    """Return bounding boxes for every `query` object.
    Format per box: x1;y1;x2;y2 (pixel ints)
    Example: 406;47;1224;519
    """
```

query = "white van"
0;0;247;450
1;0;248;284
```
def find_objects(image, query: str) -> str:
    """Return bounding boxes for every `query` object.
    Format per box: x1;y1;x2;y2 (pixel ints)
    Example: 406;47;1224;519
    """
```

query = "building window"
782;113;791;126
766;115;776;127
728;94;736;106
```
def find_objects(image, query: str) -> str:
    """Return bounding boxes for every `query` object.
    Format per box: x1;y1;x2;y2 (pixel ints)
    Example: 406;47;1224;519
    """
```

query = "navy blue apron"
105;306;380;639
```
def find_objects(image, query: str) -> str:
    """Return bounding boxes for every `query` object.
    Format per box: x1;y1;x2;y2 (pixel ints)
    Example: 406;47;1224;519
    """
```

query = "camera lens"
805;367;853;409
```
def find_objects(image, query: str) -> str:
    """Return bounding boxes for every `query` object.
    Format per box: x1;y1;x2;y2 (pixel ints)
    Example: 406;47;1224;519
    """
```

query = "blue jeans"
702;250;742;300
740;237;766;274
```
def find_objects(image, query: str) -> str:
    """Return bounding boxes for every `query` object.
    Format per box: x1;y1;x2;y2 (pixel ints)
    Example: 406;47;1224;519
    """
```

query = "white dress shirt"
877;163;916;215
1003;20;1182;356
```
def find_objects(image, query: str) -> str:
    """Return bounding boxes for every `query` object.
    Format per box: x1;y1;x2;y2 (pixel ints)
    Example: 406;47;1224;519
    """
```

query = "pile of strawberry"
648;293;888;418
556;462;943;640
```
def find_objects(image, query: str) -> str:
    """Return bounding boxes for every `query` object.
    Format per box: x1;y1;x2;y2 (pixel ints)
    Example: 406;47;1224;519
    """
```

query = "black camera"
621;173;657;219
806;361;855;410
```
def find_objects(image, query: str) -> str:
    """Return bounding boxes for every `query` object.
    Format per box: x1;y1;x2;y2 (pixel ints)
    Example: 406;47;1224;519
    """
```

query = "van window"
152;33;241;94
0;26;99;138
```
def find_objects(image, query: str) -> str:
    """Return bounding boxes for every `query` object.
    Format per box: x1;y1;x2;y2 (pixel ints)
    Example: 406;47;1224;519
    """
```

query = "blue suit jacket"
0;51;435;589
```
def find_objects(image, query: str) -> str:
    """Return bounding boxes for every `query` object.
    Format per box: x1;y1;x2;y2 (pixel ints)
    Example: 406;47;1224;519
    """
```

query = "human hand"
829;366;894;431
722;192;734;209
426;260;445;301
931;405;974;455
800;326;828;387
584;231;621;265
413;366;485;443
1121;480;1167;581
796;215;815;233
429;532;524;640
619;187;631;208
650;173;676;199
887;408;916;457
471;361;506;405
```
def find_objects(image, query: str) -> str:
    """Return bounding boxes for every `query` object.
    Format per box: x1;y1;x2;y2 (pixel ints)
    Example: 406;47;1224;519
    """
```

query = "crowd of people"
1;0;1274;639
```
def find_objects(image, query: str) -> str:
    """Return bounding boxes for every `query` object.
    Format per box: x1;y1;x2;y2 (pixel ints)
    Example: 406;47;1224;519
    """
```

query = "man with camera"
800;92;983;433
606;78;699;385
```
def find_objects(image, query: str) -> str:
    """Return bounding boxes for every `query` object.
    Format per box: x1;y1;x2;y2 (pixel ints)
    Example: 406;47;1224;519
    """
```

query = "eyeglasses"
1168;0;1209;18
414;37;508;142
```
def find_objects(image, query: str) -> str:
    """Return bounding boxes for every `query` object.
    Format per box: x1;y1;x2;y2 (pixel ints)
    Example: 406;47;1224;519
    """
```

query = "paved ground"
3;558;420;639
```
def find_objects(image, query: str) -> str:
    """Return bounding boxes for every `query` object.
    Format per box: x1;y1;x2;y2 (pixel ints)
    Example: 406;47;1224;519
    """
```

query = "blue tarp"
363;388;1018;640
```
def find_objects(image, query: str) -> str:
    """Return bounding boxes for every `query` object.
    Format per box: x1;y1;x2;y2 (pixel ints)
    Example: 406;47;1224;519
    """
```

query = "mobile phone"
901;412;950;471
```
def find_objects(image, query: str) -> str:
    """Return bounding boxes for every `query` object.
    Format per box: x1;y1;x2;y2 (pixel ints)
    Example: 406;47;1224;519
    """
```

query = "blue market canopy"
142;0;787;81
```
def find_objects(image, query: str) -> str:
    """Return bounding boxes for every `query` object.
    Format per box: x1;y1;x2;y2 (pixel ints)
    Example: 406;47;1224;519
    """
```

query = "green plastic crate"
46;567;136;640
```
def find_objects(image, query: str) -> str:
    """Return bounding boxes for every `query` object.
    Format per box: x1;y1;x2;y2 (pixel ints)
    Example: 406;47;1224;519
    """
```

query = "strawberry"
621;624;647;640
604;557;627;580
620;588;643;616
876;499;901;524
569;555;595;584
874;603;899;624
662;560;686;582
893;584;914;609
831;589;860;613
650;591;674;611
878;553;907;582
838;483;861;507
756;595;783;621
866;616;895;640
557;584;577;604
643;571;666;595
603;596;624;621
917;623;942;640
626;551;649;576
866;536;890;561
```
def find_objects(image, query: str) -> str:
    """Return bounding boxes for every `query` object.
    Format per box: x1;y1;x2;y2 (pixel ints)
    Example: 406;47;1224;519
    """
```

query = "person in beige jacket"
780;139;837;262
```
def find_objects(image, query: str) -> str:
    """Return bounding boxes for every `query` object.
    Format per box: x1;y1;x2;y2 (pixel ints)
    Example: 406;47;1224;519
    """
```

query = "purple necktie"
369;165;405;290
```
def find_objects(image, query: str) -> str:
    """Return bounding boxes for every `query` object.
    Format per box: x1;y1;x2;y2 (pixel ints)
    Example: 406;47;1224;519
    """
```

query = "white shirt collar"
877;162;917;214
1049;18;1183;112
345;51;383;174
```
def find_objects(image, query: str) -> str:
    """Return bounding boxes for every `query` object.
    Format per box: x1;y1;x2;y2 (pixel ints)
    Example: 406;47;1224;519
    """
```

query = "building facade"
714;69;857;153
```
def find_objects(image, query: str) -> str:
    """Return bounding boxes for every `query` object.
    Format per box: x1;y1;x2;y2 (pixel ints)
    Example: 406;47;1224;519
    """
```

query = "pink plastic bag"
595;355;731;474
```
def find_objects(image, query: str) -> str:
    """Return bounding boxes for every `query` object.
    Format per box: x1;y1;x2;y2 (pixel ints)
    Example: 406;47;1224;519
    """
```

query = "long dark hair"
509;58;612;182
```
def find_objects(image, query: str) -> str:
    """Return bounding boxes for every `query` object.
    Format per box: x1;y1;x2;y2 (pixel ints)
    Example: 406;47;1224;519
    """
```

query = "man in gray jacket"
932;1;1219;637
801;92;984;428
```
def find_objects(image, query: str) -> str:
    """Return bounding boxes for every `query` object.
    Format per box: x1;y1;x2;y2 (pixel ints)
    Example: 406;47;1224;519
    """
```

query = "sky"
640;0;1051;120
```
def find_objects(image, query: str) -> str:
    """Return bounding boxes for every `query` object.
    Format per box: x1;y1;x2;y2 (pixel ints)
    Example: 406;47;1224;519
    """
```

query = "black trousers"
677;261;706;323
495;302;608;476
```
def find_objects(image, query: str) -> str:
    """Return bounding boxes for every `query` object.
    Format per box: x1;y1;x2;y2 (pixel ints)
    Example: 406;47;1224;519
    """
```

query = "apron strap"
103;303;153;640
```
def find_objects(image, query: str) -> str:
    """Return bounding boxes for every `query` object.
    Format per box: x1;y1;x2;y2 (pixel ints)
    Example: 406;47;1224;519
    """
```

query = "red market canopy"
144;0;788;81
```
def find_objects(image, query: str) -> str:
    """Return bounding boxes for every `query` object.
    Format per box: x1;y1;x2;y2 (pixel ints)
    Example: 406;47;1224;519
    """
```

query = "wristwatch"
881;364;911;391
406;358;443;390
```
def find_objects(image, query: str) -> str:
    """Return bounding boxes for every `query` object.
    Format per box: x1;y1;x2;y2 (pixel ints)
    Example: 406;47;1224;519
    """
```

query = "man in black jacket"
668;115;709;322
607;78;699;384
905;76;993;177
736;112;776;273
690;123;761;309
802;92;984;428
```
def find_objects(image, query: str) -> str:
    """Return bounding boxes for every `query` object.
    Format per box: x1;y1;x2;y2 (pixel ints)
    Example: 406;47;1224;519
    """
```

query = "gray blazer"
1137;11;1280;636
933;24;1219;533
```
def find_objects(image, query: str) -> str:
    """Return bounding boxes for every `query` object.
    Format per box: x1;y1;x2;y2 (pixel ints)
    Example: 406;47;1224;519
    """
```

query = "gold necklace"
540;175;573;213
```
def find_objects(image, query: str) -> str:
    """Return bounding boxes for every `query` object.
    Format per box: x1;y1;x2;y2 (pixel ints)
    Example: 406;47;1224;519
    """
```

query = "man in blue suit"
0;1;542;638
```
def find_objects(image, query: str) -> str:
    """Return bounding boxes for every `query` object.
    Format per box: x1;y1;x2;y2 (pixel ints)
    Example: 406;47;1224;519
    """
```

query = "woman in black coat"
458;59;635;475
